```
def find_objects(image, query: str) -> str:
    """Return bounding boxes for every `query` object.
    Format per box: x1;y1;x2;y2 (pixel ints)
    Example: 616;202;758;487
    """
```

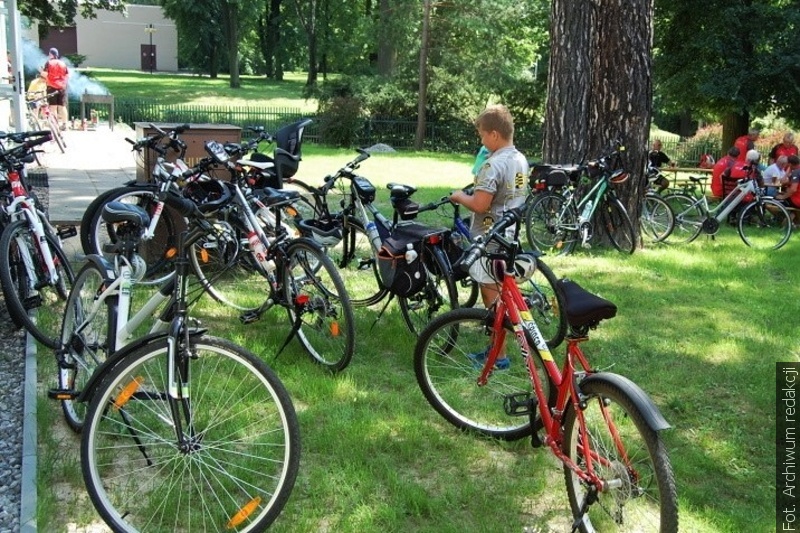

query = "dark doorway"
140;44;157;72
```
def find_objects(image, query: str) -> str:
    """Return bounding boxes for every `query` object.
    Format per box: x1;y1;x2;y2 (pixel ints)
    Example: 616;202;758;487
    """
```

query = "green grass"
36;190;800;531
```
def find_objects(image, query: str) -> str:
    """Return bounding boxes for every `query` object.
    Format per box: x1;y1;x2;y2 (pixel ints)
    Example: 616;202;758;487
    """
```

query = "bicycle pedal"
23;295;42;309
503;392;537;417
47;388;78;400
57;225;77;239
239;311;261;324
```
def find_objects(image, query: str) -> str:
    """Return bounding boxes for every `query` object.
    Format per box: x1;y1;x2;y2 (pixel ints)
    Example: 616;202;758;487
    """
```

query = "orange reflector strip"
330;321;340;336
165;248;178;259
113;376;143;411
200;249;210;263
285;206;298;217
227;496;261;529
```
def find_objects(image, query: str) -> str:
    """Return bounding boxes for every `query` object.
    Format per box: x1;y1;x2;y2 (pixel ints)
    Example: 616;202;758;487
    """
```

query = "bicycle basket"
377;236;426;297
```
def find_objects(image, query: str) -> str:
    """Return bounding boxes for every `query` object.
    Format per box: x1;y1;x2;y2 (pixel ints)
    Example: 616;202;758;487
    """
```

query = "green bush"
318;95;364;147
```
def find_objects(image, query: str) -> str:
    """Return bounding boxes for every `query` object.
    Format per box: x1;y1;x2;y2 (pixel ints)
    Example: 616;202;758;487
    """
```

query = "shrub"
318;95;364;147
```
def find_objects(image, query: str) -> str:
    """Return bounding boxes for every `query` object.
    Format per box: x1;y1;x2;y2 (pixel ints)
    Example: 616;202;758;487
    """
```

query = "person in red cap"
41;47;69;130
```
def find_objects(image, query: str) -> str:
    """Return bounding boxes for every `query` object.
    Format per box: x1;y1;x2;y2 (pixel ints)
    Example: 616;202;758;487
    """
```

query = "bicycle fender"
75;329;208;405
579;372;671;432
84;253;117;283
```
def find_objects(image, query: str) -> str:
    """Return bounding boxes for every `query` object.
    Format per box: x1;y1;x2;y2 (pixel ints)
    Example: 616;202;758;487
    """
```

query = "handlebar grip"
23;133;53;150
456;246;483;274
125;137;136;145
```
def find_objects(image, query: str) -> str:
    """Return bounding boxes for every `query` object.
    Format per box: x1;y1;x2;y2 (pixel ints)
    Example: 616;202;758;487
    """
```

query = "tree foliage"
20;0;124;30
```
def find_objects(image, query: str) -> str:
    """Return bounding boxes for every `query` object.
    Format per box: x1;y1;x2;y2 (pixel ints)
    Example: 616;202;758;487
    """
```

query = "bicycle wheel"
327;217;386;307
737;198;792;250
598;198;636;254
0;219;74;348
456;277;480;309
399;245;458;335
46;112;66;152
283;238;355;372
520;256;567;349
640;193;674;243
563;379;678;532
525;192;578;255
58;262;112;432
81;335;300;532
414;307;555;440
81;186;183;284
663;193;704;243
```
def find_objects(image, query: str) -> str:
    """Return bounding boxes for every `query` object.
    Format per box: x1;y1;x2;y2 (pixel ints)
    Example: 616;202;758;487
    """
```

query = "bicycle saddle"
101;201;151;228
557;278;617;329
259;187;300;207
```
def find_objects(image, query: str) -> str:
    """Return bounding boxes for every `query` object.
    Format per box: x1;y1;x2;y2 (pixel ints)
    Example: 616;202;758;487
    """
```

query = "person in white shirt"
762;155;789;196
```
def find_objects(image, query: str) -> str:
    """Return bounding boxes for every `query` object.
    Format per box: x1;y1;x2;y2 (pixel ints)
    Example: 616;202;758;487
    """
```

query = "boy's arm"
450;189;493;214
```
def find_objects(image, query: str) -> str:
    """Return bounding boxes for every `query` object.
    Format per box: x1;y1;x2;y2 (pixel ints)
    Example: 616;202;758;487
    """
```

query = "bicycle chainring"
701;217;720;234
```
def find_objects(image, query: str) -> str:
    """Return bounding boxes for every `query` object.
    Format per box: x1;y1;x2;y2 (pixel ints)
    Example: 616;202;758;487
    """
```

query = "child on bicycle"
449;104;528;369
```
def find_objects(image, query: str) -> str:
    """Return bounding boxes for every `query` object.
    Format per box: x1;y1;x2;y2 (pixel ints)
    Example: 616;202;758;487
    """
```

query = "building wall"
25;5;178;72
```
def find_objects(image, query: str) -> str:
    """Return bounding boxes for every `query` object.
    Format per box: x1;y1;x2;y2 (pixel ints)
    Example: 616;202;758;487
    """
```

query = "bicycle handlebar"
452;206;523;274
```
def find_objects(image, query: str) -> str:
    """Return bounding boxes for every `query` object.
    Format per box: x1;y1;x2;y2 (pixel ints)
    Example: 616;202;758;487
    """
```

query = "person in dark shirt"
647;140;673;193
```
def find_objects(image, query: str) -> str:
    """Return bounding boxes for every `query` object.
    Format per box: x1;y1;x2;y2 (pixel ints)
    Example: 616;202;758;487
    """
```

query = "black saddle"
259;187;300;207
557;278;617;329
101;201;151;228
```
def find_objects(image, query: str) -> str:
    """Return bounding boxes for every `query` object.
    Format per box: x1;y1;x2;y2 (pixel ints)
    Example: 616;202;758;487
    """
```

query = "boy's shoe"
468;347;510;370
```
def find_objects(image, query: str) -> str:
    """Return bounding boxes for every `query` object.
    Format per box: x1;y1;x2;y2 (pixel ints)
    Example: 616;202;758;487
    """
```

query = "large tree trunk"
544;0;654;247
222;1;240;88
722;111;749;154
293;0;319;86
260;0;283;80
376;0;397;76
414;0;431;151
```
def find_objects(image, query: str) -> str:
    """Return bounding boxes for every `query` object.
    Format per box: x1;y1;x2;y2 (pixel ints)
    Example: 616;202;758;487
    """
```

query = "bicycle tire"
414;306;556;440
641;193;675;243
598;197;636;254
81;186;184;284
399;244;458;335
562;379;678;532
456;277;480;309
663;193;704;243
81;335;300;532
328;216;386;307
46;113;66;153
521;256;567;349
0;219;74;348
525;192;578;255
58;262;112;432
737;198;792;250
283;238;356;372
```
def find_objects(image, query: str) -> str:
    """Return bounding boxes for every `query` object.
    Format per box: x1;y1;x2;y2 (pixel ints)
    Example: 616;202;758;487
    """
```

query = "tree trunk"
293;0;319;86
414;0;432;151
222;1;240;88
261;0;283;80
722;111;749;154
544;0;655;247
376;0;397;76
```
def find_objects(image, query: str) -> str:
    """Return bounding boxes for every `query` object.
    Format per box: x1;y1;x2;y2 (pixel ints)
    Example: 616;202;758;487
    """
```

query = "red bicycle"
413;206;677;531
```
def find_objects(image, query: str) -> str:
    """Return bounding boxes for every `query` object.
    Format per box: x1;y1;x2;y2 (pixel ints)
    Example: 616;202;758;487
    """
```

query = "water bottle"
247;231;275;272
579;199;593;223
366;221;382;251
405;243;418;263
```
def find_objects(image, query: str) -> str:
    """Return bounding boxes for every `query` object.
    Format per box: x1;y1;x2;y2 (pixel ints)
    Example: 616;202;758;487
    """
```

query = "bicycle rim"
640;194;674;243
81;336;300;532
414;307;553;440
327;217;385;306
59;263;111;432
738;199;792;250
284;238;355;372
47;113;66;152
399;245;458;335
563;380;678;532
520;257;567;349
525;192;578;255
599;198;636;253
664;194;704;243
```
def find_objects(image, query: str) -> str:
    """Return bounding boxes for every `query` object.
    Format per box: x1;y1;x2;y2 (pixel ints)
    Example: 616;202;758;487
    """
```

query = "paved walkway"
38;123;138;226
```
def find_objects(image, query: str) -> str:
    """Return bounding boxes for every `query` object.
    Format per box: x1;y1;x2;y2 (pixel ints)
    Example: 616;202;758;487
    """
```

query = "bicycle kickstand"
571;484;599;532
368;293;396;332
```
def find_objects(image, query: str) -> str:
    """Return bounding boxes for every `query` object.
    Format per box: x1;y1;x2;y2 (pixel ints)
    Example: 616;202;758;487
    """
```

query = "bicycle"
663;169;792;249
291;149;458;335
0;130;77;348
525;141;636;255
71;196;300;531
414;189;568;348
414;206;678;531
640;167;675;243
25;91;66;153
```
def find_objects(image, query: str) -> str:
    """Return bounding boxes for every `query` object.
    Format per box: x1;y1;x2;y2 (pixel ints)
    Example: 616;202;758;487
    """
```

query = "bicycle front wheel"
58;262;112;432
663;193;704;243
81;335;301;532
399;244;458;335
46;112;66;152
414;307;555;440
738;198;792;250
521;256;567;349
0;219;74;348
327;217;386;307
525;192;578;255
598;198;636;254
563;379;678;532
640;193;674;243
283;238;355;372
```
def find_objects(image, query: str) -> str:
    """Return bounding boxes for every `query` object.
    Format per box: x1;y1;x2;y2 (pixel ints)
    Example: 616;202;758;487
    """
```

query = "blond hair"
475;105;514;141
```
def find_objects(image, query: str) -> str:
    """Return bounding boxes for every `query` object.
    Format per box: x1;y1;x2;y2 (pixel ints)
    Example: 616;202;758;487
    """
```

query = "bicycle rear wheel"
663;193;704;243
525;192;578;255
0;219;74;348
283;238;355;372
46;112;66;152
562;379;678;532
737;198;792;250
324;217;385;306
521;256;567;349
399;244;458;335
640;193;674;243
598;198;636;253
81;335;300;532
414;307;555;440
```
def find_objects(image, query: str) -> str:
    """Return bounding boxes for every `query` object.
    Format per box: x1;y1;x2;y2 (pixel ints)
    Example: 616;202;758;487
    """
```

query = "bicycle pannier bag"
377;236;426;297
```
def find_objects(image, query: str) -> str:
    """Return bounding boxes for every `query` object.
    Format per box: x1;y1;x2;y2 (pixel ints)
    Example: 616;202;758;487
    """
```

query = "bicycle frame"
695;178;757;223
